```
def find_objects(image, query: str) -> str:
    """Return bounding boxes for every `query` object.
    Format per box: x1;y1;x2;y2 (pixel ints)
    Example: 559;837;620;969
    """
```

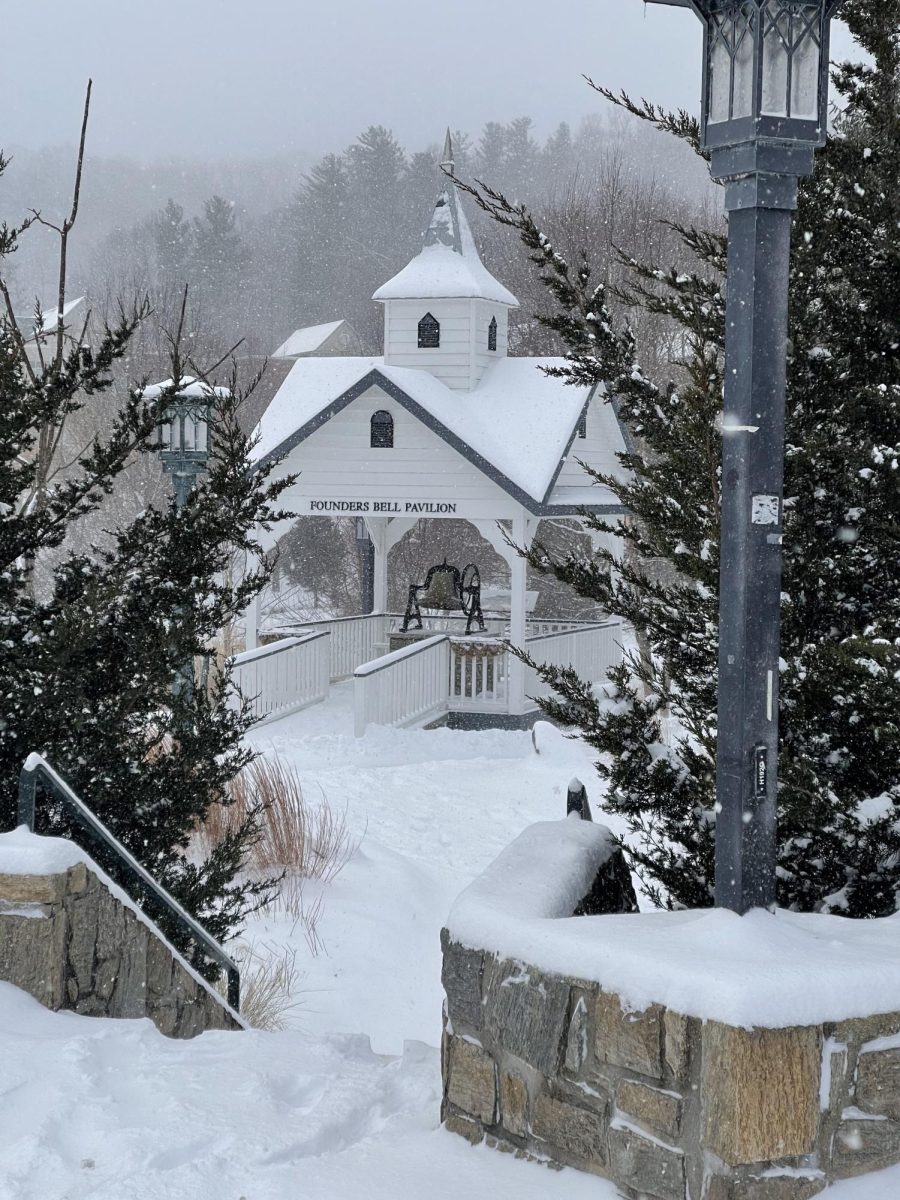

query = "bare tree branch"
54;78;92;371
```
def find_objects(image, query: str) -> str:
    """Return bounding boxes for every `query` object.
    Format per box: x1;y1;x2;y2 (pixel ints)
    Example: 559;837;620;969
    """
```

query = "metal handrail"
17;753;240;1012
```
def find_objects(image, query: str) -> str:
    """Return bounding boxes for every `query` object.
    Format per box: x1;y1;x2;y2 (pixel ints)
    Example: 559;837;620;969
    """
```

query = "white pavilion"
239;135;631;733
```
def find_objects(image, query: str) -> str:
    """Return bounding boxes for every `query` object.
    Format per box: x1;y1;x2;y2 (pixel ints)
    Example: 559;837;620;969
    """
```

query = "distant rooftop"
273;319;349;359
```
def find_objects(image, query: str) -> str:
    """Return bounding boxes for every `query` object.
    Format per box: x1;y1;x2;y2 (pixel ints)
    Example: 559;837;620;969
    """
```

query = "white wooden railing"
239;612;626;734
449;641;509;712
272;614;390;681
353;635;450;737
385;613;510;638
523;620;622;702
231;632;330;725
525;618;595;637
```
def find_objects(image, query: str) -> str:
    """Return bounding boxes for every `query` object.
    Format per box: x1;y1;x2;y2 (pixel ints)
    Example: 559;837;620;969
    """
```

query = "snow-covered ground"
2;686;899;1197
244;682;620;1052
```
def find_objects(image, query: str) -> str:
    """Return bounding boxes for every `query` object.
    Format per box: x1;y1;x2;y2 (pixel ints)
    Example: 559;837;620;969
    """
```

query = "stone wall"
441;934;900;1198
0;861;241;1037
439;814;900;1199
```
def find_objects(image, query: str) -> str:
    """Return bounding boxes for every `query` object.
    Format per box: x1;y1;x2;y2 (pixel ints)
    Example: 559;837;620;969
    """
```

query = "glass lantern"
705;1;828;146
147;377;217;477
645;1;844;153
158;395;212;472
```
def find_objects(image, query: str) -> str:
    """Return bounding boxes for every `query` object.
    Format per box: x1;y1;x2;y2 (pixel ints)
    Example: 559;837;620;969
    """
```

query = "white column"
472;515;537;717
586;518;624;604
507;515;533;715
365;517;389;613
365;516;418;615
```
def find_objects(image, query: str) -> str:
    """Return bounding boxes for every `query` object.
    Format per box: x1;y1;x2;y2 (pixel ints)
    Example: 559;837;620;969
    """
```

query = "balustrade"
231;632;330;725
353;635;450;736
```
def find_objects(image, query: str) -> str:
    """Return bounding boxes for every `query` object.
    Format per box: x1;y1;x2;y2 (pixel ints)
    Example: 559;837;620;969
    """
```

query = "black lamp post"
642;0;845;912
356;517;376;614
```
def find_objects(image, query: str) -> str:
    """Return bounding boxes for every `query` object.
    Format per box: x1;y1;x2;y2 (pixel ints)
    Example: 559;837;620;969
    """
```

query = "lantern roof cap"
139;375;230;400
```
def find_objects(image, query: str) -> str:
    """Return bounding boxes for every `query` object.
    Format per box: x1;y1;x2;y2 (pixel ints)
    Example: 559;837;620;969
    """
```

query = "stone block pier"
0;829;241;1038
441;818;900;1199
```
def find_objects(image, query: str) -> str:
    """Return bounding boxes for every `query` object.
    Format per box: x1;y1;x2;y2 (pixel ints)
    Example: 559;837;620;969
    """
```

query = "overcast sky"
3;2;857;161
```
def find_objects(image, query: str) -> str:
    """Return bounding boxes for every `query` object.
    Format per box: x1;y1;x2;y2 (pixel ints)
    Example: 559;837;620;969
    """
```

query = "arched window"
370;409;394;449
488;316;498;352
417;312;440;349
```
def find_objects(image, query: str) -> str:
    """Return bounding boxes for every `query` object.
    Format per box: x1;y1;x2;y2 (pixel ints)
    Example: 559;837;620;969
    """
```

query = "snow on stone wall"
442;820;900;1197
0;834;241;1038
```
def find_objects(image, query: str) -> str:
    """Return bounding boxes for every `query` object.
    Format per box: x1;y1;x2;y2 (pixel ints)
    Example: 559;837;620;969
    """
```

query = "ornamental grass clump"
198;755;358;926
236;942;302;1031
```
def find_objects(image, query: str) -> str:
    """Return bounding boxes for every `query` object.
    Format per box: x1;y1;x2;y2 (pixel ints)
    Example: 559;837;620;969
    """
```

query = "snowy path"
245;686;616;1050
0;707;625;1199
0;984;616;1200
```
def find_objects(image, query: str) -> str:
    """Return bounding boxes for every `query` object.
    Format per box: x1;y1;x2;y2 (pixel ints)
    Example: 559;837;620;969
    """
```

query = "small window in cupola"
488;316;498;352
371;409;394;449
418;313;440;349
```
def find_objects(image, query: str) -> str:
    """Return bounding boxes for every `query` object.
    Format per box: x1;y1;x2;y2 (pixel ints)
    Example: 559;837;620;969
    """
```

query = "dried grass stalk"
237;943;302;1031
196;756;358;932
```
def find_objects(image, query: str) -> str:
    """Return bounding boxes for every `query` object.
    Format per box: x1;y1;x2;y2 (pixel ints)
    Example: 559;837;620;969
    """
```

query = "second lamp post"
145;375;225;699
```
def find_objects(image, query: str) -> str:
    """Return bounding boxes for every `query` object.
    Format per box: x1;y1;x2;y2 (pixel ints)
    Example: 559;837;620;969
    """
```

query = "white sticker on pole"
752;495;780;525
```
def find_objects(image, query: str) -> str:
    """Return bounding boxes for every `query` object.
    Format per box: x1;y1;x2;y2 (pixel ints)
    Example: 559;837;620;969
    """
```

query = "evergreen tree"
0;152;292;965
345;126;410;342
463;4;900;916
153;198;193;287
475;121;509;184
543;122;575;183
291;153;353;325
191;195;247;335
504;116;540;198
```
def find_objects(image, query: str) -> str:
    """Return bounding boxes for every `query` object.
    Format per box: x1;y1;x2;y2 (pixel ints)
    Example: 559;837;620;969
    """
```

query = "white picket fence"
449;642;510;712
353;635;450;737
231;632;330;725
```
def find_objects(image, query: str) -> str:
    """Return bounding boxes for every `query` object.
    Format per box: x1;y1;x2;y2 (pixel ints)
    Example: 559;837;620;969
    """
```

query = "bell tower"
372;131;518;392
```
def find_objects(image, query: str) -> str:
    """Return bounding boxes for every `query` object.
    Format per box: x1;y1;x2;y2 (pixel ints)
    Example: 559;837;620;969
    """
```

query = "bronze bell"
419;564;463;611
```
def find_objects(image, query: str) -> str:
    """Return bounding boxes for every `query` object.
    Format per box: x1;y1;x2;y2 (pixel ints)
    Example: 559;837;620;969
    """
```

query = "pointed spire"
440;127;455;178
423;186;462;254
371;126;518;308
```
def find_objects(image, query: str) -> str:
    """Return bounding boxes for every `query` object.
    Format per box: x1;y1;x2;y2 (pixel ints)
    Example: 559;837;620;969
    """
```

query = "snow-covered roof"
17;296;86;341
251;355;627;511
42;297;85;327
372;183;518;308
139;375;231;400
273;320;346;359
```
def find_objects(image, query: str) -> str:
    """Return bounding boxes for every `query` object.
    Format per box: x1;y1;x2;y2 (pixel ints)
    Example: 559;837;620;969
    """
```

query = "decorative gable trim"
539;388;636;507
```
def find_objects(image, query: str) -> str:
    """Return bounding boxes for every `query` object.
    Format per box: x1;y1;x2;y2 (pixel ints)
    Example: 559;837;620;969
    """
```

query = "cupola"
372;130;518;391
